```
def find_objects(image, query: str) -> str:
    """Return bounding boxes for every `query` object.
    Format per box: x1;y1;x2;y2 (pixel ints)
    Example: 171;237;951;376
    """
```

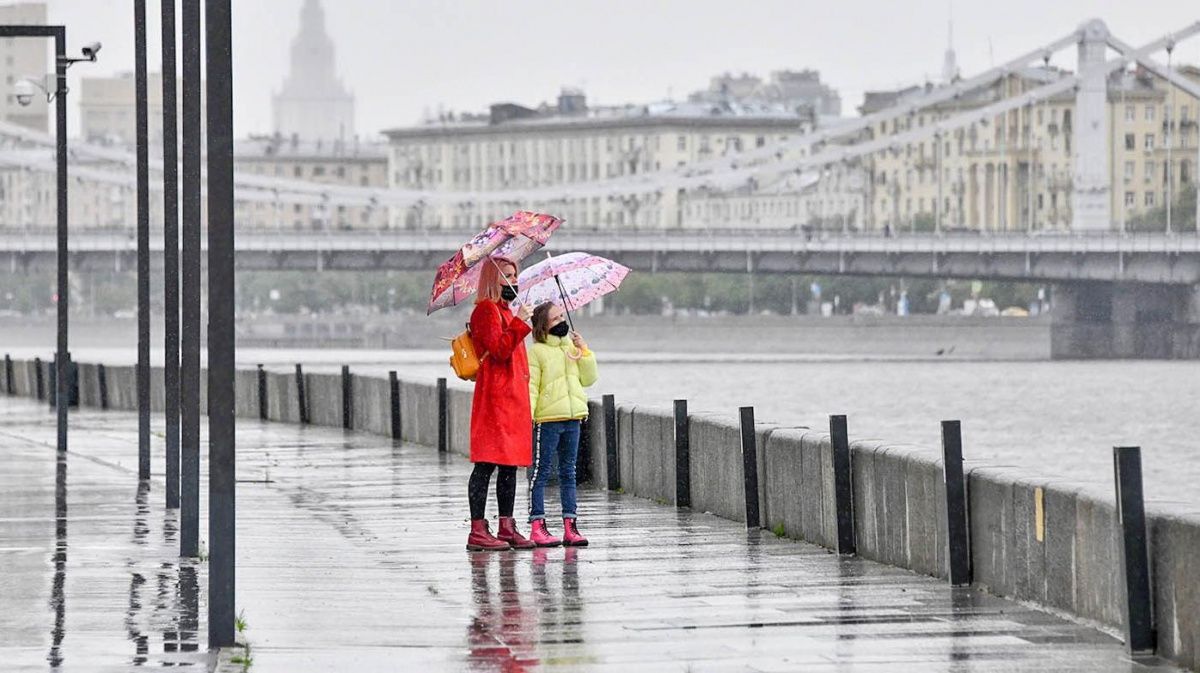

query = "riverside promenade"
0;396;1187;672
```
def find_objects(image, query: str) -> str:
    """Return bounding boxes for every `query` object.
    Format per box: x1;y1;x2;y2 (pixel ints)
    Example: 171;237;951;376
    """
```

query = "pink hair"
475;256;518;304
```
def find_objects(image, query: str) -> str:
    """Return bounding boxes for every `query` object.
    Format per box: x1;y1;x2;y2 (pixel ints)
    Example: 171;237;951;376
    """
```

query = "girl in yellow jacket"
526;302;598;547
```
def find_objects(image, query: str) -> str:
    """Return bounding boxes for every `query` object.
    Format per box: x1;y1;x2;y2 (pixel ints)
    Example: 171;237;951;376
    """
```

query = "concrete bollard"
739;406;760;529
830;414;856;555
341;365;353;430
437;377;448;453
295;364;309;425
674;399;691;508
98;364;109;410
388;370;401;440
48;356;56;408
603;394;619;491
34;357;44;401
1113;446;1154;654
941;420;971;586
577;417;592;484
4;354;12;395
257;364;267;420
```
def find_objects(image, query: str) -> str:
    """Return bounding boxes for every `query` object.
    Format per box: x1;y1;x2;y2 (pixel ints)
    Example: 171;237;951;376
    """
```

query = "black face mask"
549;321;570;338
500;284;518;302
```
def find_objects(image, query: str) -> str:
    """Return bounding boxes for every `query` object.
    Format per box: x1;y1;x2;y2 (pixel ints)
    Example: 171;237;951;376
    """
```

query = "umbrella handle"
553;273;576;332
489;256;519;295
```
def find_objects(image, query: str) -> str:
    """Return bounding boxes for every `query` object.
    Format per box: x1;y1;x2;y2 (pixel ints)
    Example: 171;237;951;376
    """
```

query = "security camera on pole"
3;26;100;454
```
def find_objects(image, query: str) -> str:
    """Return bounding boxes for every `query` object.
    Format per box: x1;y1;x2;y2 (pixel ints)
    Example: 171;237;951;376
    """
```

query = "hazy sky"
35;0;1200;138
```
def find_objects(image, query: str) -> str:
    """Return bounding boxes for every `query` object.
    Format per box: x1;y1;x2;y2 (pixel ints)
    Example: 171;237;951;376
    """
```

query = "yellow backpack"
449;324;485;381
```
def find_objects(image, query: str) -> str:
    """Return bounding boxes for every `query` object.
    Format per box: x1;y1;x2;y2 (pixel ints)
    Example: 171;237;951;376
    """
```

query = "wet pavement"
0;396;1188;672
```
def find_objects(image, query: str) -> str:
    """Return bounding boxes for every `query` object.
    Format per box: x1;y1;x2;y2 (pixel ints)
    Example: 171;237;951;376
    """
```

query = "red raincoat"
469;300;532;466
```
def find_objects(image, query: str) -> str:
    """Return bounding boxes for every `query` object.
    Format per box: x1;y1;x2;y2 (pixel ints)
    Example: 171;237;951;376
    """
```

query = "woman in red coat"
466;256;537;551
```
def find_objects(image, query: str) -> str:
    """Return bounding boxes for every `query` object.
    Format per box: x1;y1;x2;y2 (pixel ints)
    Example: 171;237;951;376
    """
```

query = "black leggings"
468;462;516;520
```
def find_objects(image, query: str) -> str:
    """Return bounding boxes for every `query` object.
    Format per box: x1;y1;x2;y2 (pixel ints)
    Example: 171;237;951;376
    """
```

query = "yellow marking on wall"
1034;487;1045;543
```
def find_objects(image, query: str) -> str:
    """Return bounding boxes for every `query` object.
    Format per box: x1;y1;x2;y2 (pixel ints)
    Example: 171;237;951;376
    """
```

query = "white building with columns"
383;92;864;231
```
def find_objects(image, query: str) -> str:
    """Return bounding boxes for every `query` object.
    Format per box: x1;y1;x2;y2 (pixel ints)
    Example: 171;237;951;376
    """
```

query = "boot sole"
466;543;511;552
533;541;562;548
500;540;536;549
563;540;589;547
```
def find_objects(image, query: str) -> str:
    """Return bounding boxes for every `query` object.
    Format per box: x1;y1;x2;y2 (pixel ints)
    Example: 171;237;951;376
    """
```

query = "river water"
257;349;1199;507
36;345;1200;508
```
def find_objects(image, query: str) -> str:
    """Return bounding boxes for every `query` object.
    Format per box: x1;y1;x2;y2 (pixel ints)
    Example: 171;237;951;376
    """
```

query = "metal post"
941;420;971;586
603;394;619;491
830;414;856;554
935;131;943;234
205;0;236;648
4;354;12;395
295;364;308;424
97;364;109;410
35;357;44;401
0;28;67;437
388;370;401;440
162;0;181;510
436;377;448;453
256;364;267;420
179;0;202;560
674;399;690;508
1113;446;1155;654
1027;103;1035;231
53;29;67;454
341;365;353;430
135;0;151;482
739;406;760;529
1167;48;1175;236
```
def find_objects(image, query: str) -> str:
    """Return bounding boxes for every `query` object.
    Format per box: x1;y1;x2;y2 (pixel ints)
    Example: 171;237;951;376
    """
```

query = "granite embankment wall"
7;356;1196;669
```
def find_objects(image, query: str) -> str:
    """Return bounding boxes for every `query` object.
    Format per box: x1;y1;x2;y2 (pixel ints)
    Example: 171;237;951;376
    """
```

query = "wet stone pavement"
0;396;1188;672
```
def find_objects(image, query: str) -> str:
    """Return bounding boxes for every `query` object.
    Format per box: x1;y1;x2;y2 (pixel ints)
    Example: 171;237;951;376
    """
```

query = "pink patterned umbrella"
427;211;562;315
511;252;631;328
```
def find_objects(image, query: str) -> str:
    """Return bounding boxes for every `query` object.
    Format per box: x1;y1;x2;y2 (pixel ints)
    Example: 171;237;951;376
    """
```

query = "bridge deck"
0;397;1186;672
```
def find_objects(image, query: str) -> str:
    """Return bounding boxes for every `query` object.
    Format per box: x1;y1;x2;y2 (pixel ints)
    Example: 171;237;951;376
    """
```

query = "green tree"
1128;184;1198;233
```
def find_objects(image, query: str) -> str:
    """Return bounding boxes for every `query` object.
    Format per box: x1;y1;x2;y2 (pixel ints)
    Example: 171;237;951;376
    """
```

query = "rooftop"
385;90;817;140
236;135;387;161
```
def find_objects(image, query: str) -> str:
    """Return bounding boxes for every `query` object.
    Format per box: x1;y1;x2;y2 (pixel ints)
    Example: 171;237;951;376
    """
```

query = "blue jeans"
528;420;580;521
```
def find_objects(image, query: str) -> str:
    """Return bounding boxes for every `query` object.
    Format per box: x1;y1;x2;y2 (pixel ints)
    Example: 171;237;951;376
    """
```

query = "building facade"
860;65;1200;232
0;150;137;229
384;92;862;231
234;135;388;230
78;71;205;147
0;2;49;133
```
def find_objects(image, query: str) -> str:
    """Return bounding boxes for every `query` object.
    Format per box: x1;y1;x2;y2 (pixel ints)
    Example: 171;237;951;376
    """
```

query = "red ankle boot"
496;517;535;549
466;519;511;551
562;518;589;547
528;519;562;547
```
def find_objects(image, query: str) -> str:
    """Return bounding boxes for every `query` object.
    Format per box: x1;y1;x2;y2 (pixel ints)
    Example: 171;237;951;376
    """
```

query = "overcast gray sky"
38;0;1200;138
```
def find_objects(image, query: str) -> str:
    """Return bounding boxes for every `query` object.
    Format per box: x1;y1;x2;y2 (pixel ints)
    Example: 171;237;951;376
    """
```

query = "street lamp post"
2;26;99;454
206;0;237;649
162;0;182;510
135;0;151;481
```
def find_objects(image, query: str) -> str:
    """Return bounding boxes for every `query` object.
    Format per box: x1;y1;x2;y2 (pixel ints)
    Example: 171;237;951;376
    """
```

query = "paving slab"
0;397;1187;672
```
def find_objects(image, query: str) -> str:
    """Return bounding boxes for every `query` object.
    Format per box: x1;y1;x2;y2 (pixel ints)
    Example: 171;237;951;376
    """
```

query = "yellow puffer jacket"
528;335;598;423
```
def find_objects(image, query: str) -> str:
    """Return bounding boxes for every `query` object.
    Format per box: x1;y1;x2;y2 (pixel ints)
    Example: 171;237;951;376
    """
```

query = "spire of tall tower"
941;9;960;83
273;0;355;142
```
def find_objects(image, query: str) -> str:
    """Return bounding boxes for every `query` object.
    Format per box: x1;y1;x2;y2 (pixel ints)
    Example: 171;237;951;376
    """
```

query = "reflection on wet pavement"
0;400;210;670
0;397;1187;672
